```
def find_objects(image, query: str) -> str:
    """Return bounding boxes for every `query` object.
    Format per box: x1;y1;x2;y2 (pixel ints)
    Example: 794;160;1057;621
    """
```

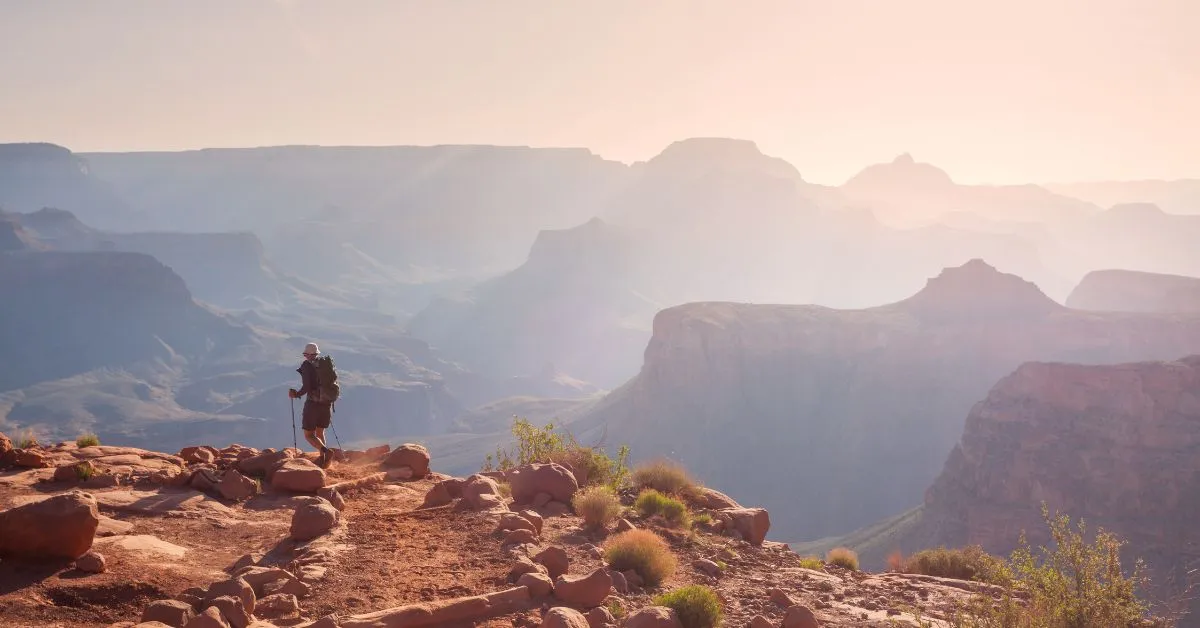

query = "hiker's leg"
312;427;328;450
303;429;324;451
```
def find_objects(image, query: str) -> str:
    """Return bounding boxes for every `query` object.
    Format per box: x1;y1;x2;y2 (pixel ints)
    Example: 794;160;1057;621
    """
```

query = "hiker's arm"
296;363;315;397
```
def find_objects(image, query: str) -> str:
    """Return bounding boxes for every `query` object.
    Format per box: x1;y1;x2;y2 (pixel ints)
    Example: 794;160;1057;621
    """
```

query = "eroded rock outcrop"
1066;268;1200;313
0;490;100;559
844;355;1200;617
569;259;1200;541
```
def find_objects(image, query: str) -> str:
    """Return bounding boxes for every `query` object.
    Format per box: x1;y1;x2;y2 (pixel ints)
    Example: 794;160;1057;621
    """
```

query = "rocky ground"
0;433;1002;627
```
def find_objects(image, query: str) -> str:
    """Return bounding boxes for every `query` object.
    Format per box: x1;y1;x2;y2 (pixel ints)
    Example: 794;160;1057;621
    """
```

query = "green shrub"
573;484;623;530
798;556;824;571
17;428;38;449
603;528;678;587
482;418;630;490
826;547;859;571
76;433;100;448
632;459;695;496
948;503;1163;627
635;489;690;528
653;585;723;628
903;545;1009;586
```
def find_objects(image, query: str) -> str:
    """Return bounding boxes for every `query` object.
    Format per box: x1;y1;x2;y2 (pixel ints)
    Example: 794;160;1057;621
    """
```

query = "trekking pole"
329;421;344;460
290;396;298;450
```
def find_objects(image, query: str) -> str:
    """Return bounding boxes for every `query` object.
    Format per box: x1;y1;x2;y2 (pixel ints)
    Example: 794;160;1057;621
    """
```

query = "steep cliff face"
0;251;258;391
408;217;653;388
907;356;1200;610
13;208;357;312
1066;269;1200;313
840;153;1099;227
0;143;134;230
568;260;1200;543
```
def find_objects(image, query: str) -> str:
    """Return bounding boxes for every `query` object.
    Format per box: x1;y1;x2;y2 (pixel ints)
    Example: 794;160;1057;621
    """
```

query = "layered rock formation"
0;250;258;390
840;153;1099;227
1066;268;1200;313
408;218;654;387
567;259;1200;543
0;142;134;230
848;355;1200;615
13;207;362;313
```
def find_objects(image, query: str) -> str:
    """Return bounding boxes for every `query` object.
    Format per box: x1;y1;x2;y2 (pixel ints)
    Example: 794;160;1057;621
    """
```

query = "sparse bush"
947;503;1163;627
653;585;723;628
17;428;38;449
826;547;859;571
482;418;630;491
75;463;96;481
574;484;622;530
635;489;690;528
903;545;1010;586
798;556;824;571
76;433;100;448
632;459;695;495
603;528;678;587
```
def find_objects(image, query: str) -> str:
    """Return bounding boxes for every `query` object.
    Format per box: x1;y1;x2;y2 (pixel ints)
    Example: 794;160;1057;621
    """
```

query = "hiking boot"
318;448;333;469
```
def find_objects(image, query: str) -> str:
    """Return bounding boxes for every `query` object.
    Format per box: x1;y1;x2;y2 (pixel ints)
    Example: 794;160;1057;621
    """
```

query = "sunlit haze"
1;0;1197;184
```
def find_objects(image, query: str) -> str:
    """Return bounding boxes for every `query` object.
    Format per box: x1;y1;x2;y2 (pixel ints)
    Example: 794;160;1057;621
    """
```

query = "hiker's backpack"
311;354;341;407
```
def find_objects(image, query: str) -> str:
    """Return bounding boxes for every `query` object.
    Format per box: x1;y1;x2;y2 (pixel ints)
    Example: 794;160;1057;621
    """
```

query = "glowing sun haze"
0;0;1196;185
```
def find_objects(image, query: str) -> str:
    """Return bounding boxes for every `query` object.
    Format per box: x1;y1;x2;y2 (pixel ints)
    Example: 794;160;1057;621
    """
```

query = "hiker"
289;342;335;468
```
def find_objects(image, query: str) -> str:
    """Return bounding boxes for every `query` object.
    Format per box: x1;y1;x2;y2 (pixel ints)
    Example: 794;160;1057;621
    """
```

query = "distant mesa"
841;152;956;192
889;258;1065;321
567;259;1200;543
1066;268;1200;313
641;137;805;182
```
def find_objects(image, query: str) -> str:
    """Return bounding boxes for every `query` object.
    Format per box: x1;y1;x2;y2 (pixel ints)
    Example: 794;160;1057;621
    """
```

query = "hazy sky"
1;0;1197;185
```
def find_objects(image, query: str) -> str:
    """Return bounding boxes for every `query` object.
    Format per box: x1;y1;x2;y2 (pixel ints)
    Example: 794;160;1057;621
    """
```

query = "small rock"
76;550;107;573
782;605;819;628
608;569;629;594
750;615;775;628
509;463;578;505
518;510;545;534
504;528;539;546
206;577;256;616
184;606;230;627
622;570;644;589
616;518;636;532
768;588;796;607
290;498;340;541
421;482;453;508
271;459;326;493
554;568;612;608
382;443;430;478
518;571;554;597
141;599;197;626
534;546;570;579
217;469;258;501
586;606;615;628
387;466;414;481
509;556;548;582
718;507;771;546
498;512;538;534
255;593;301;619
542;606;590;628
625;606;684;628
205;595;250;628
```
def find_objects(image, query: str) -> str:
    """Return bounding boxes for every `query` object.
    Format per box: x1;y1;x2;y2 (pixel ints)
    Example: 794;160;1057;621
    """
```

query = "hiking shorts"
301;401;332;431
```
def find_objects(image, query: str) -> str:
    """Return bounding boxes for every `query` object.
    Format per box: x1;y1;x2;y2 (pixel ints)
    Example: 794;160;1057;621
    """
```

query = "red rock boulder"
509;463;578;505
382;443;431;478
0;491;100;559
